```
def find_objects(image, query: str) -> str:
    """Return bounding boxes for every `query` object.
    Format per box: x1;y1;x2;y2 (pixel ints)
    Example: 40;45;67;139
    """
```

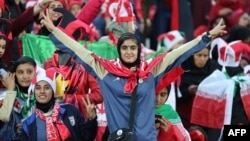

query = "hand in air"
83;95;96;120
208;18;227;39
40;9;56;32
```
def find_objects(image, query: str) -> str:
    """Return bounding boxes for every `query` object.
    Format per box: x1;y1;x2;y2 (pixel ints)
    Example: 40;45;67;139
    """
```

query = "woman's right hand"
41;9;56;32
2;73;15;91
208;18;227;39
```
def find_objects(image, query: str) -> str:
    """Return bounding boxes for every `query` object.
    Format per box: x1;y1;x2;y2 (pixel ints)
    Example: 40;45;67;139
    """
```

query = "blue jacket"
50;28;211;141
21;104;97;141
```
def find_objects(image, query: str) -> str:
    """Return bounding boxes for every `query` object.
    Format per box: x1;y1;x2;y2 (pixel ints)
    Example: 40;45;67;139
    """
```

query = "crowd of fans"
0;0;249;141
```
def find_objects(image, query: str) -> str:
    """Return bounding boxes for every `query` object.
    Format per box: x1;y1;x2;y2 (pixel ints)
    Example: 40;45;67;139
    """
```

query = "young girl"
22;68;98;141
0;56;38;140
42;10;226;140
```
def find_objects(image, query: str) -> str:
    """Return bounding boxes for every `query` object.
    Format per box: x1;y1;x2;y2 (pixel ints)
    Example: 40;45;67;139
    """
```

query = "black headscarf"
117;32;141;68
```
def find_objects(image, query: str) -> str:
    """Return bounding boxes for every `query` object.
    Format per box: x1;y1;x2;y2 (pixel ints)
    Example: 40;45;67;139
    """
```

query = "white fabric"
197;70;234;125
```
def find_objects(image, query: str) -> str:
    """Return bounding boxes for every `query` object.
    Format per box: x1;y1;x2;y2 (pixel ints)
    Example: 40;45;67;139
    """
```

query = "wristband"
206;31;212;39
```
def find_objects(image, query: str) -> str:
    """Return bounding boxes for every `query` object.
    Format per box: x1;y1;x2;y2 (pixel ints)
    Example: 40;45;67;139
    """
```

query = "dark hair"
117;32;141;68
226;25;250;42
10;56;36;73
0;35;6;41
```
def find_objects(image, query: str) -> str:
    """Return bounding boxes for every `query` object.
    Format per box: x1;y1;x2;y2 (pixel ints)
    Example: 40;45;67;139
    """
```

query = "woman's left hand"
83;95;96;120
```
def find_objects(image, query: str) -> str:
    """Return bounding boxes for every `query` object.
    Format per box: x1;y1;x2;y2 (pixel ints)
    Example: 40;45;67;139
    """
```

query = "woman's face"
35;80;53;104
155;88;168;108
193;48;209;68
120;39;139;64
15;63;36;87
238;13;250;27
48;1;64;21
70;4;81;16
0;38;6;58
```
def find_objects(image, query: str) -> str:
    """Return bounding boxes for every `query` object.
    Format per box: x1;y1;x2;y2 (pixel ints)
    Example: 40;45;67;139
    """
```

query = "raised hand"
208;18;227;39
83;95;96;120
2;73;15;91
40;9;56;32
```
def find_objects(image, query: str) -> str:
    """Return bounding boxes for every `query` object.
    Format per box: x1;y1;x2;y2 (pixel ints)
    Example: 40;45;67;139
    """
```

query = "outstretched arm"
152;19;226;80
41;10;108;79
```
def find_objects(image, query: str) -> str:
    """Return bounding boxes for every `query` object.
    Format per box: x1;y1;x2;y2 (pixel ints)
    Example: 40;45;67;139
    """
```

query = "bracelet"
38;3;44;9
206;31;212;39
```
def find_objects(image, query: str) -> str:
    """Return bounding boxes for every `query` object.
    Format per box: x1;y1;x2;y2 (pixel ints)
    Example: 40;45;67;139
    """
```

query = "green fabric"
155;104;181;124
22;34;119;67
22;34;56;67
15;86;36;119
146;47;165;60
78;41;118;60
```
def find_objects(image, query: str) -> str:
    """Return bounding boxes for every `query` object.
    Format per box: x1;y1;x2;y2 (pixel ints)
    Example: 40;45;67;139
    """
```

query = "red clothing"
208;0;244;23
157;120;190;141
44;51;103;118
3;7;37;65
77;0;104;25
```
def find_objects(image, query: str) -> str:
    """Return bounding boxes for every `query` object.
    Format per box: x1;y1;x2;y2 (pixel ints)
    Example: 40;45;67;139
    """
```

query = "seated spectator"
22;68;98;141
0;56;39;140
155;87;191;141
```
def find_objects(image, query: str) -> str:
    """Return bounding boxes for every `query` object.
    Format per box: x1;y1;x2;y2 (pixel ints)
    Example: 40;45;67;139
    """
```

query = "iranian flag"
191;70;235;129
155;104;191;141
21;33;118;68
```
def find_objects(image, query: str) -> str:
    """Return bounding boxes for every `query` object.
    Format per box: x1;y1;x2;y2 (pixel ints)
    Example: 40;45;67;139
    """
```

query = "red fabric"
92;53;166;93
115;0;135;24
193;25;209;38
101;0;117;18
241;94;250;122
77;0;104;25
229;9;244;26
134;0;143;20
155;66;183;94
208;0;244;22
69;0;82;9
0;32;5;38
148;5;157;21
107;31;118;45
95;126;106;141
157;120;189;141
44;52;103;118
189;130;205;141
0;0;4;14
171;0;179;30
35;103;71;141
191;94;226;129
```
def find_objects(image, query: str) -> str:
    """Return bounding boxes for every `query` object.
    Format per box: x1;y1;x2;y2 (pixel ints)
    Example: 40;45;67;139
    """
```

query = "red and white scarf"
35;103;71;141
92;53;166;93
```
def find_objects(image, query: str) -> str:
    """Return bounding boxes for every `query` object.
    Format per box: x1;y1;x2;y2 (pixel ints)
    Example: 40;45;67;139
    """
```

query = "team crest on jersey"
68;116;75;126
